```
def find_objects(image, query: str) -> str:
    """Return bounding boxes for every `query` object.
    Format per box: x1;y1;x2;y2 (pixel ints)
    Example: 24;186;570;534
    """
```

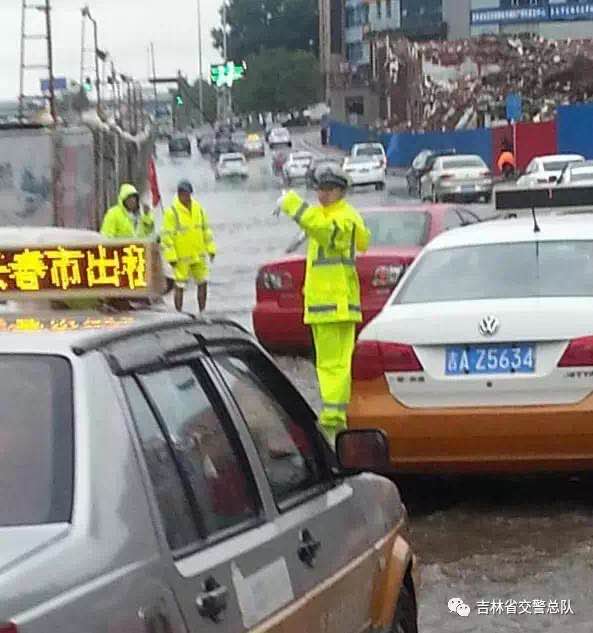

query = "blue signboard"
471;6;547;26
506;93;522;123
471;3;593;26
40;77;68;92
550;3;593;20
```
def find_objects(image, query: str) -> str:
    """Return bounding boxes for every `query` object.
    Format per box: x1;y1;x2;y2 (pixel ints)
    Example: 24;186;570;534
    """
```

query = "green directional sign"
210;61;247;88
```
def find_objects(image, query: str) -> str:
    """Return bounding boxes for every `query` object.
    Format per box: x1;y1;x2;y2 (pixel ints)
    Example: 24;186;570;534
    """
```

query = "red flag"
148;156;161;207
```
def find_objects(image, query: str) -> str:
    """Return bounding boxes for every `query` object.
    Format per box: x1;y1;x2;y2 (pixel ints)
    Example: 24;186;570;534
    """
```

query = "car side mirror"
336;429;390;474
549;176;558;183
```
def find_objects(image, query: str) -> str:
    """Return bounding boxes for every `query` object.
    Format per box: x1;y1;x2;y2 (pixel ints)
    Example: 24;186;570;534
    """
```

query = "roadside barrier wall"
329;101;593;169
557;103;593;159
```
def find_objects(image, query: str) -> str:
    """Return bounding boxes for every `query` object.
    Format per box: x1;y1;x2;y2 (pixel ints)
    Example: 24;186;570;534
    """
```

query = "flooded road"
154;131;593;632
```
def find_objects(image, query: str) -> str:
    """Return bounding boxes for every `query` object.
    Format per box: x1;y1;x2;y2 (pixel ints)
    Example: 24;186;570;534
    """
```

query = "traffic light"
210;61;247;88
175;94;184;106
83;77;93;93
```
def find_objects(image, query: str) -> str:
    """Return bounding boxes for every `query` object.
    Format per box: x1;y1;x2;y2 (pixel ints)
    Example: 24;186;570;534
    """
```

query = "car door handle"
298;528;321;568
196;576;229;622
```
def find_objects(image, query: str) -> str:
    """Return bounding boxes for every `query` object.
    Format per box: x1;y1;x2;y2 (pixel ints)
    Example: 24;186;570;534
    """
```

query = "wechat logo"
448;598;471;617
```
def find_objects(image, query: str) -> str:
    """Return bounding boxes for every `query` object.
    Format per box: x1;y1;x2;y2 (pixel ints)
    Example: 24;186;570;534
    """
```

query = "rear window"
0;355;73;526
364;211;429;247
223;157;244;165
544;160;580;172
356;146;384;157
441;157;485;169
394;241;593;304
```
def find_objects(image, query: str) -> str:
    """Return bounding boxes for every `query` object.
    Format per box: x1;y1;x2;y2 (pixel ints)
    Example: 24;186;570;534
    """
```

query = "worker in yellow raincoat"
278;165;371;443
100;183;155;239
161;180;217;312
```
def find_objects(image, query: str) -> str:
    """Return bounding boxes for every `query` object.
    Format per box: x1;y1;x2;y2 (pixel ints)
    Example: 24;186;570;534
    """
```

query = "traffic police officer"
101;183;155;239
278;165;371;443
161;180;217;313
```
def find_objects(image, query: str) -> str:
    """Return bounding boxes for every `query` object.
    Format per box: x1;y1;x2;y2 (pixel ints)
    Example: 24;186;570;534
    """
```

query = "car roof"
354;142;383;147
0;309;252;358
220;152;244;159
361;203;459;216
426;214;593;251
538;154;585;162
438;154;483;161
0;226;102;246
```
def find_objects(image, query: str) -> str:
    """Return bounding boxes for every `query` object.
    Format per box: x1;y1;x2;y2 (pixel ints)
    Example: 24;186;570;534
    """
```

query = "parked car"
244;133;265;157
406;149;456;197
253;204;480;352
420;154;492;203
558;160;593;186
351;143;387;170
268;127;292;149
516;154;586;187
349;213;593;474
282;151;313;184
214;152;249;179
306;157;342;188
0;228;417;632
343;155;386;191
168;134;191;156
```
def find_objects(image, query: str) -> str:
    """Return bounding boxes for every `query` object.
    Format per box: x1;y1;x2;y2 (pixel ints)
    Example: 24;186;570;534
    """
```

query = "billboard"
471;3;593;26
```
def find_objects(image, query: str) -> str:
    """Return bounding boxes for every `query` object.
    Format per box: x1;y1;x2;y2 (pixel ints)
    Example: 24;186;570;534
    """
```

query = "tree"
212;0;318;61
232;49;321;114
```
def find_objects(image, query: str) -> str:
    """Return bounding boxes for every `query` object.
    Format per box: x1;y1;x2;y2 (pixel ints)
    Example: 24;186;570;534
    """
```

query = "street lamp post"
82;5;101;110
197;0;204;125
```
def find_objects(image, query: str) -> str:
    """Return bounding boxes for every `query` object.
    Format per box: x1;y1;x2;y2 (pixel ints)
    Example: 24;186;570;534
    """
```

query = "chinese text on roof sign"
0;242;161;299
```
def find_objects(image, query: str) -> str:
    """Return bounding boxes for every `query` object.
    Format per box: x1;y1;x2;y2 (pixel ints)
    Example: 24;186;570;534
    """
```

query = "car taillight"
0;624;17;633
439;174;452;180
258;269;293;291
352;340;422;380
372;265;404;288
558;336;593;367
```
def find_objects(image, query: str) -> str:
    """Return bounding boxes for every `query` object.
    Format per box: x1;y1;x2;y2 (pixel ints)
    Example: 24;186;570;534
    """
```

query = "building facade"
470;0;593;39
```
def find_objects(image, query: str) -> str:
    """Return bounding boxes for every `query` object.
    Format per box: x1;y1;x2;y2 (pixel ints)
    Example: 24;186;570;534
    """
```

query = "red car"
253;204;481;353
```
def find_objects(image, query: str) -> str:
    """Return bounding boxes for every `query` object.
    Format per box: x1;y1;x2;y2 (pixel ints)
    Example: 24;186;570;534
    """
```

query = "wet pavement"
154;130;593;632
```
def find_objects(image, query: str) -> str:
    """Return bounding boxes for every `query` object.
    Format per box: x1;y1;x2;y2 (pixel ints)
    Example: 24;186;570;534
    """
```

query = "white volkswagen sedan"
348;214;593;474
516;154;585;187
343;155;386;191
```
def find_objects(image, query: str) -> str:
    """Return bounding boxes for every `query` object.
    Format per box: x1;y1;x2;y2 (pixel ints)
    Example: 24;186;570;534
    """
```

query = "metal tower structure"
18;0;56;122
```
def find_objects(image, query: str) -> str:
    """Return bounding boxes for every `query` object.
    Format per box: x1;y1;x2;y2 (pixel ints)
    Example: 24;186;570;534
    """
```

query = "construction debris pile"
413;34;593;131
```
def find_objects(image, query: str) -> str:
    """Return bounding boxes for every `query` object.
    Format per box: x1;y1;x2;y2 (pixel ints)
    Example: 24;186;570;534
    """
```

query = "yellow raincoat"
100;184;155;239
161;195;217;284
281;190;371;440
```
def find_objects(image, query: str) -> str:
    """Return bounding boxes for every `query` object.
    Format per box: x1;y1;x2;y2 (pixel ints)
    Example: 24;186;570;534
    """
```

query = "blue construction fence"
329;101;593;168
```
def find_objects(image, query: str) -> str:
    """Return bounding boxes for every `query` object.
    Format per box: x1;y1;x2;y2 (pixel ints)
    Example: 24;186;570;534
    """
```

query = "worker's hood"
118;183;139;207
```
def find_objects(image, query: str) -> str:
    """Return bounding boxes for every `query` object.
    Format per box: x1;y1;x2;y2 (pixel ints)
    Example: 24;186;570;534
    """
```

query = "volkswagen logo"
479;316;500;337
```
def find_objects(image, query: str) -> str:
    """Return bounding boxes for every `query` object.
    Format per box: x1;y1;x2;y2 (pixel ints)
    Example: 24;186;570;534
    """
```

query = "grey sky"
0;0;223;100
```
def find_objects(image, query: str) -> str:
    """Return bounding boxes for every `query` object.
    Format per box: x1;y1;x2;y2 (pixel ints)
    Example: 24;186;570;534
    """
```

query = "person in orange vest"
497;142;516;179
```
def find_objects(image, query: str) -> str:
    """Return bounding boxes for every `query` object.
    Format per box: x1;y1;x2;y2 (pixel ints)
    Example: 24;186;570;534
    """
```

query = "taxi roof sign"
0;240;163;300
495;184;593;211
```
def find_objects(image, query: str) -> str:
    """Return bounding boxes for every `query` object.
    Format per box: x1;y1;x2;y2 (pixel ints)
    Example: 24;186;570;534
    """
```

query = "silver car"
421;154;493;203
0;308;417;632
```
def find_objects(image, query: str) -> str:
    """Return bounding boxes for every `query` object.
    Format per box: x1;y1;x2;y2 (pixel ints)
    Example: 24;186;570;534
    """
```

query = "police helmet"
314;163;350;190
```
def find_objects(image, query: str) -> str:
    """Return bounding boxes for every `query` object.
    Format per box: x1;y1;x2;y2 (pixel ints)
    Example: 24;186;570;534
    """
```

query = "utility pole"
221;1;232;122
150;42;159;116
44;0;56;122
197;0;204;126
19;0;57;123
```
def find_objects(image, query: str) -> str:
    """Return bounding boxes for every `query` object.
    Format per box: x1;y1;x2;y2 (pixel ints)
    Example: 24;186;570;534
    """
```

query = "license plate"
445;344;536;375
460;185;475;192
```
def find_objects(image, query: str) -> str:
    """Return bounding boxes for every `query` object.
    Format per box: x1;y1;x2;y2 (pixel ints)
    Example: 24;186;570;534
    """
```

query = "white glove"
273;189;288;217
